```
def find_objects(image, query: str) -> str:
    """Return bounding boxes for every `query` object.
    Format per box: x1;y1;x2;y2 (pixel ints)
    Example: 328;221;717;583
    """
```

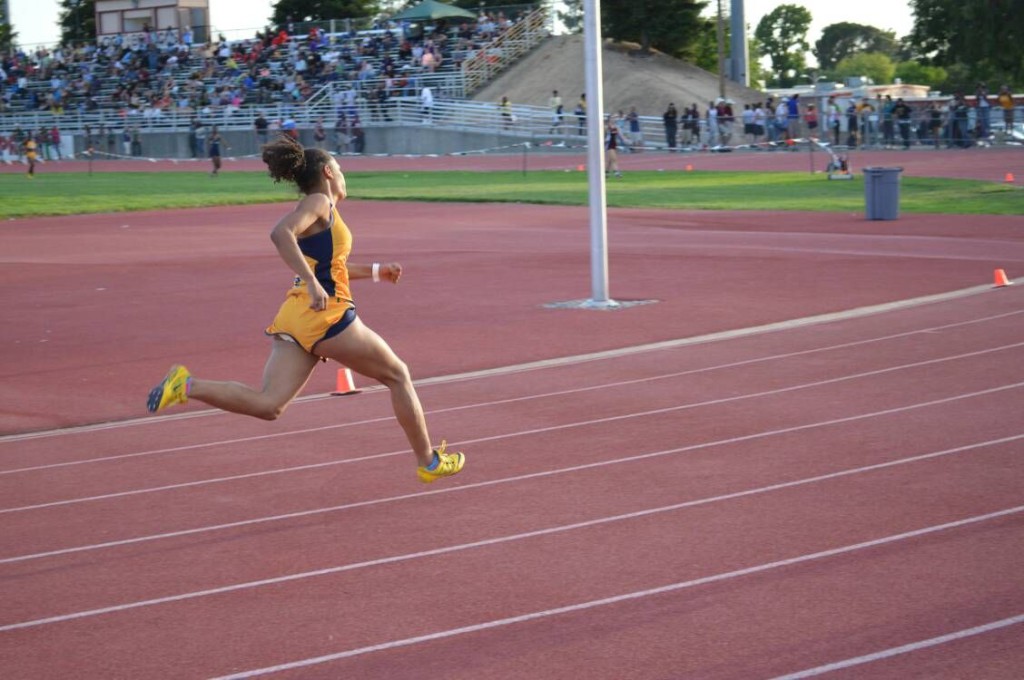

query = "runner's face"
329;158;347;201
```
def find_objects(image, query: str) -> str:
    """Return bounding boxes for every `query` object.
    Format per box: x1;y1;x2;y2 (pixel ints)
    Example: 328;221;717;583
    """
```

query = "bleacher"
0;4;547;139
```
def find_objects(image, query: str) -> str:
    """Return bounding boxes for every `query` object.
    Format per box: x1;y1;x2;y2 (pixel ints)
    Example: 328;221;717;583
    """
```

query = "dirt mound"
471;33;765;117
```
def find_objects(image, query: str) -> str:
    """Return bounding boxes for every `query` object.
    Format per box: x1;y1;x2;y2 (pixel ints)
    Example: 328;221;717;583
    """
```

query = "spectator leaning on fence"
997;85;1015;129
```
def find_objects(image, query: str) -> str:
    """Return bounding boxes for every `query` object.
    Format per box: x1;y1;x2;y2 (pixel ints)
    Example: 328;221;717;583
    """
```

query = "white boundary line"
1;443;1020;632
201;506;1024;679
770;614;1024;679
0;413;1019;569
4;309;1021;474
2;344;1022;515
0;282;1005;444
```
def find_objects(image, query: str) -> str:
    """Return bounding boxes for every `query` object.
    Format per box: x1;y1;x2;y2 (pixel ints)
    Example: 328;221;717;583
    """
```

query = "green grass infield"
2;169;1020;218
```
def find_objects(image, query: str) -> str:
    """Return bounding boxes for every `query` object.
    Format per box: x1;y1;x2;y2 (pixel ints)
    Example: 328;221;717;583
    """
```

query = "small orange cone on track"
576;164;585;171
1005;172;1015;183
994;268;1012;287
685;164;694;171
332;367;360;395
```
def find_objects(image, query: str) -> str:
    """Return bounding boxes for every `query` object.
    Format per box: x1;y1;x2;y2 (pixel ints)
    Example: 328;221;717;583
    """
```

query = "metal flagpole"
582;0;617;308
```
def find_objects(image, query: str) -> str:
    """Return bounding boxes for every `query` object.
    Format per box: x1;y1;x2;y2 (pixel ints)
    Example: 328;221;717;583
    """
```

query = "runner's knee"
377;358;411;387
253;396;290;421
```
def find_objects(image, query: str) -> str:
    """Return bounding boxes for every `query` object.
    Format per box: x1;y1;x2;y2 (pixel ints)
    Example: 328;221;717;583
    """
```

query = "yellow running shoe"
417;441;465;483
147;365;192;413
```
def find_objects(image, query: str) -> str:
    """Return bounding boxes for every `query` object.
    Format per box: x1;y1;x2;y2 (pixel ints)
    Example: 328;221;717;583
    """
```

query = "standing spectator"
313;118;327;150
950;92;970;147
742;104;756;143
12;127;26;163
131;126;143;156
774;98;789;143
893;98;912;149
38;127;52;160
103;126;115;158
928;101;944;148
752;102;766;144
193;120;207;158
350;115;365;154
575;93;586;135
662;102;678;150
845;101;859;147
996;84;1015;131
786;93;801;140
881;95;895;148
420;86;434;124
122;127;132;157
974;82;991;139
499;95;513;128
625;106;642;151
80;125;93;158
549;89;563;133
334;114;350;154
208;125;223;176
50;125;62;160
254;111;269;146
826;96;842;146
718;99;734;145
706;100;719;145
681;104;699;146
802;104;818;138
0;133;11;164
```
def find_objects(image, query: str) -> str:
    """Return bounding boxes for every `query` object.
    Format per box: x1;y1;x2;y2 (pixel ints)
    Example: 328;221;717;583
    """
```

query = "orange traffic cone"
1005;172;1015;183
331;367;360;395
994;268;1012;287
685;164;694;171
576;164;585;171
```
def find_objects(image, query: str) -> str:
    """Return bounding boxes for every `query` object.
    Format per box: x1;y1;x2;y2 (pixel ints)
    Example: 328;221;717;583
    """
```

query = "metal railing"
462;6;549;95
3;97;1021;154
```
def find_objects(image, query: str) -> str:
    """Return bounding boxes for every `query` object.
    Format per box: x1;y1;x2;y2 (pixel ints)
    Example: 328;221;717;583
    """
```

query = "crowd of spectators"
0;9;525;126
650;85;1019;152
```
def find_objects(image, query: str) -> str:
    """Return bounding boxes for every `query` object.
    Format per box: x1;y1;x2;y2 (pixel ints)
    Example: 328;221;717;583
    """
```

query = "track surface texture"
1;148;1023;678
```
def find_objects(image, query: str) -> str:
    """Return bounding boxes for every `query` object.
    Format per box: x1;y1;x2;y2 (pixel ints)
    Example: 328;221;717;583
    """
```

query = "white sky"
9;0;914;51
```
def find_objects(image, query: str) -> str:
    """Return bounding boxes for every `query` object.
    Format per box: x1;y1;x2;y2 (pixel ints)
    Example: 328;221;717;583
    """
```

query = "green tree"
271;0;379;26
893;60;948;89
0;23;18;53
907;0;1024;86
58;0;96;44
556;0;583;34
833;52;896;85
754;4;811;87
601;0;708;57
692;17;767;87
814;22;897;72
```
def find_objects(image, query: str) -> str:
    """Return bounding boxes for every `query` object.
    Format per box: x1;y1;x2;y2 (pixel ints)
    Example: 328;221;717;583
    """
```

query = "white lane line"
1;284;1009;444
2;344;1022;515
200;506;1024;679
5;309;1021;474
2;440;1020;633
770;614;1024;679
3;427;1019;565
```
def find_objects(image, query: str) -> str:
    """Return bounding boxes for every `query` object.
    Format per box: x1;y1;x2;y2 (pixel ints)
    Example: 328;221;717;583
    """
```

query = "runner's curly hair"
261;133;333;194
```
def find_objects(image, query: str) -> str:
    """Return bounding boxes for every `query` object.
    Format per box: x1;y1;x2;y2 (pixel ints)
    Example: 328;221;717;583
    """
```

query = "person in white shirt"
420;86;434;123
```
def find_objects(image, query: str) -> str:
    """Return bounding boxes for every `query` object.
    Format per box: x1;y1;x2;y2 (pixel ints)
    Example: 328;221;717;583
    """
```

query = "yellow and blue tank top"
293;204;353;306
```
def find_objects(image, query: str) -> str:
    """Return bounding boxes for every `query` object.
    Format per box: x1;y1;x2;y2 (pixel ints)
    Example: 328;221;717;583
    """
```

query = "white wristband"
371;262;381;282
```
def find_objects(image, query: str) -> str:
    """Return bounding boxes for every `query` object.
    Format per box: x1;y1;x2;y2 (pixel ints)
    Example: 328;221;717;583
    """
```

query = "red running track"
2;157;1024;676
1;277;1023;677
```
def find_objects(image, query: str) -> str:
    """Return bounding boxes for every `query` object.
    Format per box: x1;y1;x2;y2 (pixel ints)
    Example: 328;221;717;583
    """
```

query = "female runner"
147;135;464;483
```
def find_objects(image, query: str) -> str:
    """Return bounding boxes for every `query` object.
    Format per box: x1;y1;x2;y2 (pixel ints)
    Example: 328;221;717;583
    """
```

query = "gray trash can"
864;167;903;220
